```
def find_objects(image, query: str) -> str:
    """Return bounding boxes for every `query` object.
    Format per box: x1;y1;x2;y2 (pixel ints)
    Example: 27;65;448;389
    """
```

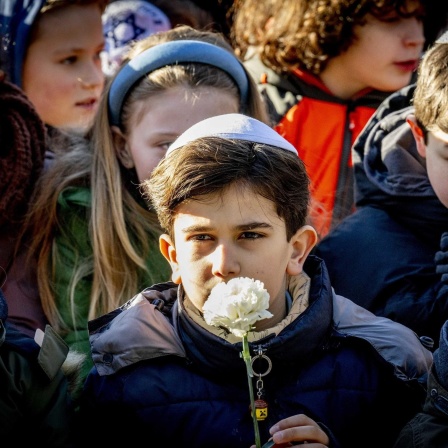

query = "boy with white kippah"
79;113;432;448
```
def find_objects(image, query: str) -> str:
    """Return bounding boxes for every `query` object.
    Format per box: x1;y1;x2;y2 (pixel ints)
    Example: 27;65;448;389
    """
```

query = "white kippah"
436;30;448;44
167;113;297;155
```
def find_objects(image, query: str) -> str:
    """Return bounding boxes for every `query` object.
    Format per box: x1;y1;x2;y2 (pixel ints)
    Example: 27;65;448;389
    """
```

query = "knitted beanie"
0;72;46;228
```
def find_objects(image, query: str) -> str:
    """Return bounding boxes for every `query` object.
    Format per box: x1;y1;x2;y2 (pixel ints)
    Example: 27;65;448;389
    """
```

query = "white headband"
167;113;297;155
436;30;448;44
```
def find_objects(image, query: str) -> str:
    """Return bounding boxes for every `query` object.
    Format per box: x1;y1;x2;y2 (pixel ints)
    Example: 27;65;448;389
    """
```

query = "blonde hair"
413;41;448;134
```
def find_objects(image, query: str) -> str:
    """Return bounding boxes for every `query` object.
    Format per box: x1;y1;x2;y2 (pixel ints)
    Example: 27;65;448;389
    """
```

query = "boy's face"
160;183;316;329
22;4;105;130
323;5;424;98
422;128;448;208
408;115;448;208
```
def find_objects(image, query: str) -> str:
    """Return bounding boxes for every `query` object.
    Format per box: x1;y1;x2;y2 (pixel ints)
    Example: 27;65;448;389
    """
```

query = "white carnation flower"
203;277;273;338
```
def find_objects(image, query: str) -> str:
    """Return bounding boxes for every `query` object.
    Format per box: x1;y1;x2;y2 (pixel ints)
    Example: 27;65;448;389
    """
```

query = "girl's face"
119;85;240;183
22;4;105;130
408;115;448;208
321;3;425;99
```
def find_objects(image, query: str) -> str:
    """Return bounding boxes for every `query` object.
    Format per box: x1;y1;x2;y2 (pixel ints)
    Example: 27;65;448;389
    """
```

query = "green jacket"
53;186;171;401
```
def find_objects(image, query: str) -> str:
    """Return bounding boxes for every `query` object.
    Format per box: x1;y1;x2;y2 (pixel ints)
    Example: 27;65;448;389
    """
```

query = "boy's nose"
211;243;240;278
403;17;425;47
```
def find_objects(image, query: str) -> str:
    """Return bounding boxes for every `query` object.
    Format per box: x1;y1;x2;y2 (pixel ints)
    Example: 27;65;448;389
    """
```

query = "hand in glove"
435;231;448;285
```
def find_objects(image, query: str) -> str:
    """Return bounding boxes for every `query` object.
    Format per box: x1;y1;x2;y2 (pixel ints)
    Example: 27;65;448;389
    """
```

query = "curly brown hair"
231;0;427;75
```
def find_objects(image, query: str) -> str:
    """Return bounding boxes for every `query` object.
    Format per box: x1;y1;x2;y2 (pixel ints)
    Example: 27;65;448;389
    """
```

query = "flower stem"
242;335;261;448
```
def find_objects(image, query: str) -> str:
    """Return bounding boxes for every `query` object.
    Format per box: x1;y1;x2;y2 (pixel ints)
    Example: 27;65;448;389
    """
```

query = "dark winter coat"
394;320;448;448
394;233;448;447
314;84;448;346
79;256;431;448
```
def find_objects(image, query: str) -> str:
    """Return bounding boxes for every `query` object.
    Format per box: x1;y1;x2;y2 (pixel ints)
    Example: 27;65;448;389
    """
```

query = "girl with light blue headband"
18;25;270;408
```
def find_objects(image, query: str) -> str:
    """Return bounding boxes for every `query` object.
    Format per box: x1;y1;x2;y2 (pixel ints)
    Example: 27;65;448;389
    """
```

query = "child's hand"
435;232;448;280
250;414;330;447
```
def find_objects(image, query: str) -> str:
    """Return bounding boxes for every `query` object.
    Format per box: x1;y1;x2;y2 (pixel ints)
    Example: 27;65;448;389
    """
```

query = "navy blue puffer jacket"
314;85;448;346
79;256;431;448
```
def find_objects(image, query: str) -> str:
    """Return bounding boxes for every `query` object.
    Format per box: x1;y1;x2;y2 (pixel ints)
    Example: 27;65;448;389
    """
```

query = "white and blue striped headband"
0;0;46;87
167;113;298;155
108;40;250;127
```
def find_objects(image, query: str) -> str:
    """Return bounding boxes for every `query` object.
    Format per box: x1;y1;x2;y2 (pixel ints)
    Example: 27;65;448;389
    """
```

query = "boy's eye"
158;142;172;151
191;234;212;241
240;231;262;240
61;56;77;65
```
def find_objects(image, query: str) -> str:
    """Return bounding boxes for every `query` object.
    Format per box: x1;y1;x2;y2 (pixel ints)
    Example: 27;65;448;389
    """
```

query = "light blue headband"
108;40;250;126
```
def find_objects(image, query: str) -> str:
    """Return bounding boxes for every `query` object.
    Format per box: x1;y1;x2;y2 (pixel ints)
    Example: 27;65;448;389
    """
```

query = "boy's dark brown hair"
142;138;310;241
230;0;428;75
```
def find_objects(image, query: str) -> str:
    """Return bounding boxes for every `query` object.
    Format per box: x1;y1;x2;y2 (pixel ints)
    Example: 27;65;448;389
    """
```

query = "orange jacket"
245;58;391;237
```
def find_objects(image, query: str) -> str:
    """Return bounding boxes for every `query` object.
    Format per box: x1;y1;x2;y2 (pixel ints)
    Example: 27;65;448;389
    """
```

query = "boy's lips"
394;60;419;72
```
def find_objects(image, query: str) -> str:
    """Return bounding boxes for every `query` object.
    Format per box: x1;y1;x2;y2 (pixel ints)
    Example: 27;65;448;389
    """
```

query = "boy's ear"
111;125;135;169
286;225;318;276
159;234;182;284
407;114;427;158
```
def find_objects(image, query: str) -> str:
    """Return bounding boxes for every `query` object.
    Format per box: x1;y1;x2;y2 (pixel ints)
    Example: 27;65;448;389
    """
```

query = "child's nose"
211;243;240;278
403;17;425;47
78;63;104;88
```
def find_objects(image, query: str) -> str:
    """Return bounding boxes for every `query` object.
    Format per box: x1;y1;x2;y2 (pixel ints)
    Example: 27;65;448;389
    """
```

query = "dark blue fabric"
394;320;448;447
434;320;448;390
80;257;424;448
0;288;7;321
0;288;39;357
315;85;448;346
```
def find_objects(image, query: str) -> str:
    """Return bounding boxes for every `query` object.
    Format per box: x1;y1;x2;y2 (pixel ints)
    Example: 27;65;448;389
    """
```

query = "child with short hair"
391;32;448;447
0;0;107;131
230;0;433;238
79;113;431;448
